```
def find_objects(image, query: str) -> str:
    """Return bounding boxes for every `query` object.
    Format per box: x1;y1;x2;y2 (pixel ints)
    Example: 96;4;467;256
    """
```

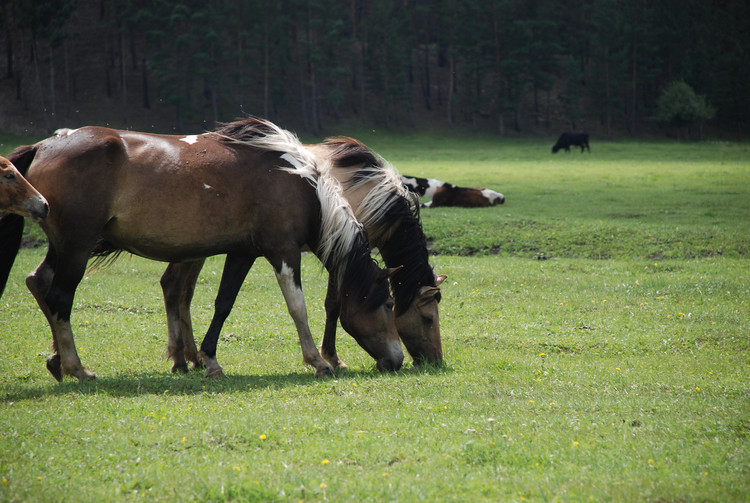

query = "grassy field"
1;136;748;502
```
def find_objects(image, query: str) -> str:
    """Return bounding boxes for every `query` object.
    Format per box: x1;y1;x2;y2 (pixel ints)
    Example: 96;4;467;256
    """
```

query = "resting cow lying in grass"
400;175;505;208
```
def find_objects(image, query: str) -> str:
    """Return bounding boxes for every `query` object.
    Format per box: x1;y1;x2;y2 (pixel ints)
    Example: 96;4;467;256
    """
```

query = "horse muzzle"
375;341;404;372
27;195;50;222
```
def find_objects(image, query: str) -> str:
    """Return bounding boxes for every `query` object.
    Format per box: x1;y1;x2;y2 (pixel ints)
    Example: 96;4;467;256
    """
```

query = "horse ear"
417;284;441;305
434;274;447;287
387;265;404;278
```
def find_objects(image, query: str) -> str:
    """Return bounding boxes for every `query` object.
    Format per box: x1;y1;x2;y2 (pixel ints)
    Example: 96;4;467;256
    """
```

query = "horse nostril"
377;353;403;372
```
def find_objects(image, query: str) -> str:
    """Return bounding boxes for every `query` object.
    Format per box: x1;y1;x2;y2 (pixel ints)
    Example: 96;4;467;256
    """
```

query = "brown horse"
1;118;403;381
0;155;49;297
310;138;446;366
161;137;446;373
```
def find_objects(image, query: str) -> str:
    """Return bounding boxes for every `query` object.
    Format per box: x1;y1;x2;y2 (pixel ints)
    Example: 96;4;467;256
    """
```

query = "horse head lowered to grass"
0;118;402;381
309;138;446;366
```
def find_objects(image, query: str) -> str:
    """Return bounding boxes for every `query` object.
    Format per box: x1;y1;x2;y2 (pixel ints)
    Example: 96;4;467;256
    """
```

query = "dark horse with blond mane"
0;118;403;381
0;156;49;297
161;137;446;374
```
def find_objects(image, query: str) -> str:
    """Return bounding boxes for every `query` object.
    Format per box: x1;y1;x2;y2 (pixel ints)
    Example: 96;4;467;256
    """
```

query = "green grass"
1;138;749;502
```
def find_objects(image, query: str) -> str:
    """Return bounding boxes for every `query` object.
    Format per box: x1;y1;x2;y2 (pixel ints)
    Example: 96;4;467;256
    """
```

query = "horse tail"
88;240;125;272
0;144;39;297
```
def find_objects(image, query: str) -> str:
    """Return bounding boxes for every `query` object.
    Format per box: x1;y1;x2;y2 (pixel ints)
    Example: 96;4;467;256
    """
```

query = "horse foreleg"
320;274;348;370
27;249;94;382
273;257;334;378
161;259;204;373
198;254;254;377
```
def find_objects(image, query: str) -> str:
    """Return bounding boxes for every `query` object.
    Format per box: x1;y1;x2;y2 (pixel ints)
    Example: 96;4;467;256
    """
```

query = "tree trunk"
49;45;56;130
120;31;128;124
604;44;612;139
5;24;12;79
263;1;270;119
629;9;638;135
32;38;50;132
421;44;431;110
142;57;150;109
447;52;455;125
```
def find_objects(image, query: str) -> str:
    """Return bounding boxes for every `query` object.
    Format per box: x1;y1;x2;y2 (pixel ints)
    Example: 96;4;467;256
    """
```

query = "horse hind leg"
161;260;205;373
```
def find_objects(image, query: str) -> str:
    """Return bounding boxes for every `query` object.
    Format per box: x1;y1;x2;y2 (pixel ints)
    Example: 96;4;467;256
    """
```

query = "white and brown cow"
400;175;505;208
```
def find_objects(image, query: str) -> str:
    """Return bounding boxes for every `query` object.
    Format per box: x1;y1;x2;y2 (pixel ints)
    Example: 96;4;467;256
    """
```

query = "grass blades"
1;138;748;502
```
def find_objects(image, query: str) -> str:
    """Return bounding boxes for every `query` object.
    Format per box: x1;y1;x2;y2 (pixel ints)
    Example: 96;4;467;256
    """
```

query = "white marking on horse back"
54;128;79;136
203;184;213;190
180;135;199;145
280;152;304;171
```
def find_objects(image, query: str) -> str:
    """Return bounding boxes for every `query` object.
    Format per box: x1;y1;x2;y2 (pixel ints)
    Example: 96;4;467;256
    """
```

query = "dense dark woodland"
1;0;748;138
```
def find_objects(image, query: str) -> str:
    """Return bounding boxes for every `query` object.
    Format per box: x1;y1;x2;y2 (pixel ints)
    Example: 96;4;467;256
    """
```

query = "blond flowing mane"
213;118;367;291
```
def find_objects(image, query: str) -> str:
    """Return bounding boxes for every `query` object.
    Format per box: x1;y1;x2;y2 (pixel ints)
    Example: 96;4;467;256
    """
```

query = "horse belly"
104;185;260;262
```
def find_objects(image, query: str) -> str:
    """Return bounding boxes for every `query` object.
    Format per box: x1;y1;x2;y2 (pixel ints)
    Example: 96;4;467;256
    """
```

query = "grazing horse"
161;136;446;372
0;156;49;297
400;175;505;208
552;131;590;153
0;118;402;381
309;138;447;366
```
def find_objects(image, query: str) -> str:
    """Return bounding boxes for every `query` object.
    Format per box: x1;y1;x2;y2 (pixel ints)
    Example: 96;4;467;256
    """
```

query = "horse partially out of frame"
0;155;49;297
162;137;446;374
0;117;403;381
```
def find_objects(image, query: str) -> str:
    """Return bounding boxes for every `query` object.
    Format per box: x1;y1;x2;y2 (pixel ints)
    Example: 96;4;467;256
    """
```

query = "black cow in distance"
552;131;590;153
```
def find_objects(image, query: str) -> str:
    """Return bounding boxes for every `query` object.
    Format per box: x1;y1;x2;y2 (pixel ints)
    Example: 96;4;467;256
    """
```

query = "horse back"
25;127;322;262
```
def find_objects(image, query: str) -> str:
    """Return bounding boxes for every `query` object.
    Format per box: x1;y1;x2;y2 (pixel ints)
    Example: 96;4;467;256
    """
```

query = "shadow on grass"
0;361;453;402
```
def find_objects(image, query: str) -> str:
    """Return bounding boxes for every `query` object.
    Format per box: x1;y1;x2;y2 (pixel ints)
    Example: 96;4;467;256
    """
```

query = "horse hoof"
78;369;97;381
321;352;348;370
46;355;62;382
336;361;349;371
205;366;225;378
315;366;335;378
171;363;190;374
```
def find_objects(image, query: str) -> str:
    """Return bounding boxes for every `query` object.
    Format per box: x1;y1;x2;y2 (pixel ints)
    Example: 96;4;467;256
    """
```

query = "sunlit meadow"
1;136;748;502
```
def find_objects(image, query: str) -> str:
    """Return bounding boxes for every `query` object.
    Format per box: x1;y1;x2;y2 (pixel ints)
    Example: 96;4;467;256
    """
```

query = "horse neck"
340;168;435;315
369;200;435;315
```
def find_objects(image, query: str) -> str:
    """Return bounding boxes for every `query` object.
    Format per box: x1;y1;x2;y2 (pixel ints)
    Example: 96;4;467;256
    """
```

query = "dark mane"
375;197;438;315
325;137;380;170
339;233;391;312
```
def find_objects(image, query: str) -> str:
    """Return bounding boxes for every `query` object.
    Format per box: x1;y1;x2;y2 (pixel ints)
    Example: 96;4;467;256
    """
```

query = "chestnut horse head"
0;155;48;222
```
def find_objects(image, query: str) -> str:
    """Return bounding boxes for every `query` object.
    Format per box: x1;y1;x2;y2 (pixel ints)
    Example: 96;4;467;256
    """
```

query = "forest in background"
1;0;748;138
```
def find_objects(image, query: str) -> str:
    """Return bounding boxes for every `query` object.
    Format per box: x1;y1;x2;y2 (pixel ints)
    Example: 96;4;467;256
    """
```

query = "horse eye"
3;173;15;180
